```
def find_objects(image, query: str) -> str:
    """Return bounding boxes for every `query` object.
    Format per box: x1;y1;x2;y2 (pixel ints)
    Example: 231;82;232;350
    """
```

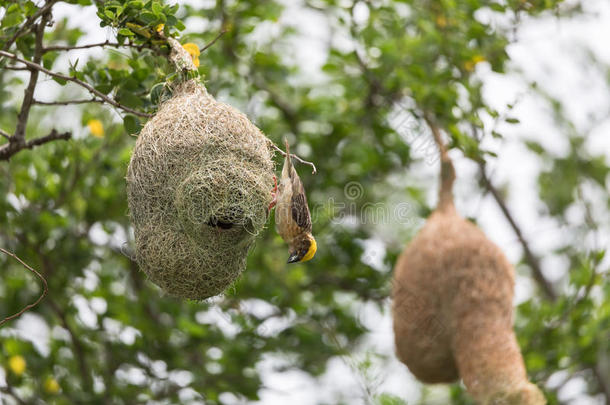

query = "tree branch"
3;65;29;71
0;129;71;161
200;29;227;53
42;39;155;53
478;162;558;301
0;50;153;118
14;12;50;147
2;0;60;52
268;140;317;174
0;129;11;140
0;248;48;327
25;129;71;149
34;98;104;106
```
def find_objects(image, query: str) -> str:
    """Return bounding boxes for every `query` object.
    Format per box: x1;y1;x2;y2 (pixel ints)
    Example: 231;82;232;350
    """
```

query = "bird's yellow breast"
300;237;317;262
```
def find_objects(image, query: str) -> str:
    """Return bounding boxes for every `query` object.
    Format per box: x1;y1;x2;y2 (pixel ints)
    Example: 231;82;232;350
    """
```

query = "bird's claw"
268;175;278;211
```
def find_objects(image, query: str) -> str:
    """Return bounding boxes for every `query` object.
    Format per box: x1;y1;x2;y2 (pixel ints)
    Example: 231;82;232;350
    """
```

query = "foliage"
0;0;608;404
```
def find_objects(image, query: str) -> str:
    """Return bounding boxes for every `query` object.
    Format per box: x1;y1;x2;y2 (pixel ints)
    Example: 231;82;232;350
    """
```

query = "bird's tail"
424;114;455;212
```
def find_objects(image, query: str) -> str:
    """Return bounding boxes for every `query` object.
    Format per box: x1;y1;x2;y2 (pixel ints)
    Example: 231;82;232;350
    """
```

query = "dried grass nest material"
126;79;274;300
392;121;546;405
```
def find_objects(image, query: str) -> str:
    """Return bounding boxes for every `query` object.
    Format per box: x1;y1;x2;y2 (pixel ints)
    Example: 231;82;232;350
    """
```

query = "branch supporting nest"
165;36;197;72
423;113;455;211
0;248;48;326
268;140;317;174
0;50;152;118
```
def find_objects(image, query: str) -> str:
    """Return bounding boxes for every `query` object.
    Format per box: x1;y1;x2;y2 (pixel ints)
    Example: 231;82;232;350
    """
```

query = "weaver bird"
269;140;317;263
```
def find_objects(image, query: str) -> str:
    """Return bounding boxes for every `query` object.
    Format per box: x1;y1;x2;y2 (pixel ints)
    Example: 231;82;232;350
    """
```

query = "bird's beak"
287;252;300;264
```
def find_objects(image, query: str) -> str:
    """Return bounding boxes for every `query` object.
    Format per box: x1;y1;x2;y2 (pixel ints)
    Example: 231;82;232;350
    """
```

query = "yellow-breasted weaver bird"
269;140;317;263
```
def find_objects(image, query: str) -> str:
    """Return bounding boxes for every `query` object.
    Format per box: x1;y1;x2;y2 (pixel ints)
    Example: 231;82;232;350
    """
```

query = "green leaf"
24;1;37;17
151;1;162;15
525;141;545;155
42;52;59;70
140;12;156;24
123;115;141;133
174;20;185;31
117;91;143;108
52;76;68;85
150;82;165;105
118;28;134;36
2;8;24;28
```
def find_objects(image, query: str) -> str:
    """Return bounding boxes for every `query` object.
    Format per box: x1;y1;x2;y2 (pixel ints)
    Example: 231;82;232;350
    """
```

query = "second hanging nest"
392;117;546;405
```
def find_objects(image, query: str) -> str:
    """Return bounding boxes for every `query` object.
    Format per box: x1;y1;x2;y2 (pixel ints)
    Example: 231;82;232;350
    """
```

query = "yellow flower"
8;355;26;376
464;55;486;72
471;54;486;64
182;42;200;58
155;23;164;33
182;43;201;68
44;377;60;394
435;16;447;28
107;59;126;70
87;119;104;138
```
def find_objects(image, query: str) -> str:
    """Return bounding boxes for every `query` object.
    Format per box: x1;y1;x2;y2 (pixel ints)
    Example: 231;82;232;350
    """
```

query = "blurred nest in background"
127;79;274;300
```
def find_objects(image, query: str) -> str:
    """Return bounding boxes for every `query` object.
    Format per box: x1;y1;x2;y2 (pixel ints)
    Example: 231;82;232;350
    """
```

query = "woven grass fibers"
392;123;546;405
127;80;274;300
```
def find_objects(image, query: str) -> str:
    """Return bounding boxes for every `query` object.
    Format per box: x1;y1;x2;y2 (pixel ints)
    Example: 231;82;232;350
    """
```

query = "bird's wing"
290;169;312;233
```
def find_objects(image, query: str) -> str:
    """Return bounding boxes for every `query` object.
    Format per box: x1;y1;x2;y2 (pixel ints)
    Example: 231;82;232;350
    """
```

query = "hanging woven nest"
392;118;546;405
126;79;274;300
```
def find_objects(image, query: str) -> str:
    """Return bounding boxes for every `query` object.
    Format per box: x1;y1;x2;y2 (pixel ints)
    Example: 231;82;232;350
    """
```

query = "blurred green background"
0;0;609;404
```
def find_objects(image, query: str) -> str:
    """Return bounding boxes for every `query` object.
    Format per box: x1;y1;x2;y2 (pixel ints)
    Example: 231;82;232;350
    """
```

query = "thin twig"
3;65;29;71
268;140;317;174
468;123;558;301
0;248;49;326
14;13;50;147
2;0;60;52
25;129;71;149
200;29;227;53
0;129;11;140
0;50;152;118
34;98;103;106
478;162;558;301
43;40;141;52
0;129;71;161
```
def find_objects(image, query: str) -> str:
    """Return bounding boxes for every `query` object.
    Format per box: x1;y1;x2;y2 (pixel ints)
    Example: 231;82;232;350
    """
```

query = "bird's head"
287;234;317;264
